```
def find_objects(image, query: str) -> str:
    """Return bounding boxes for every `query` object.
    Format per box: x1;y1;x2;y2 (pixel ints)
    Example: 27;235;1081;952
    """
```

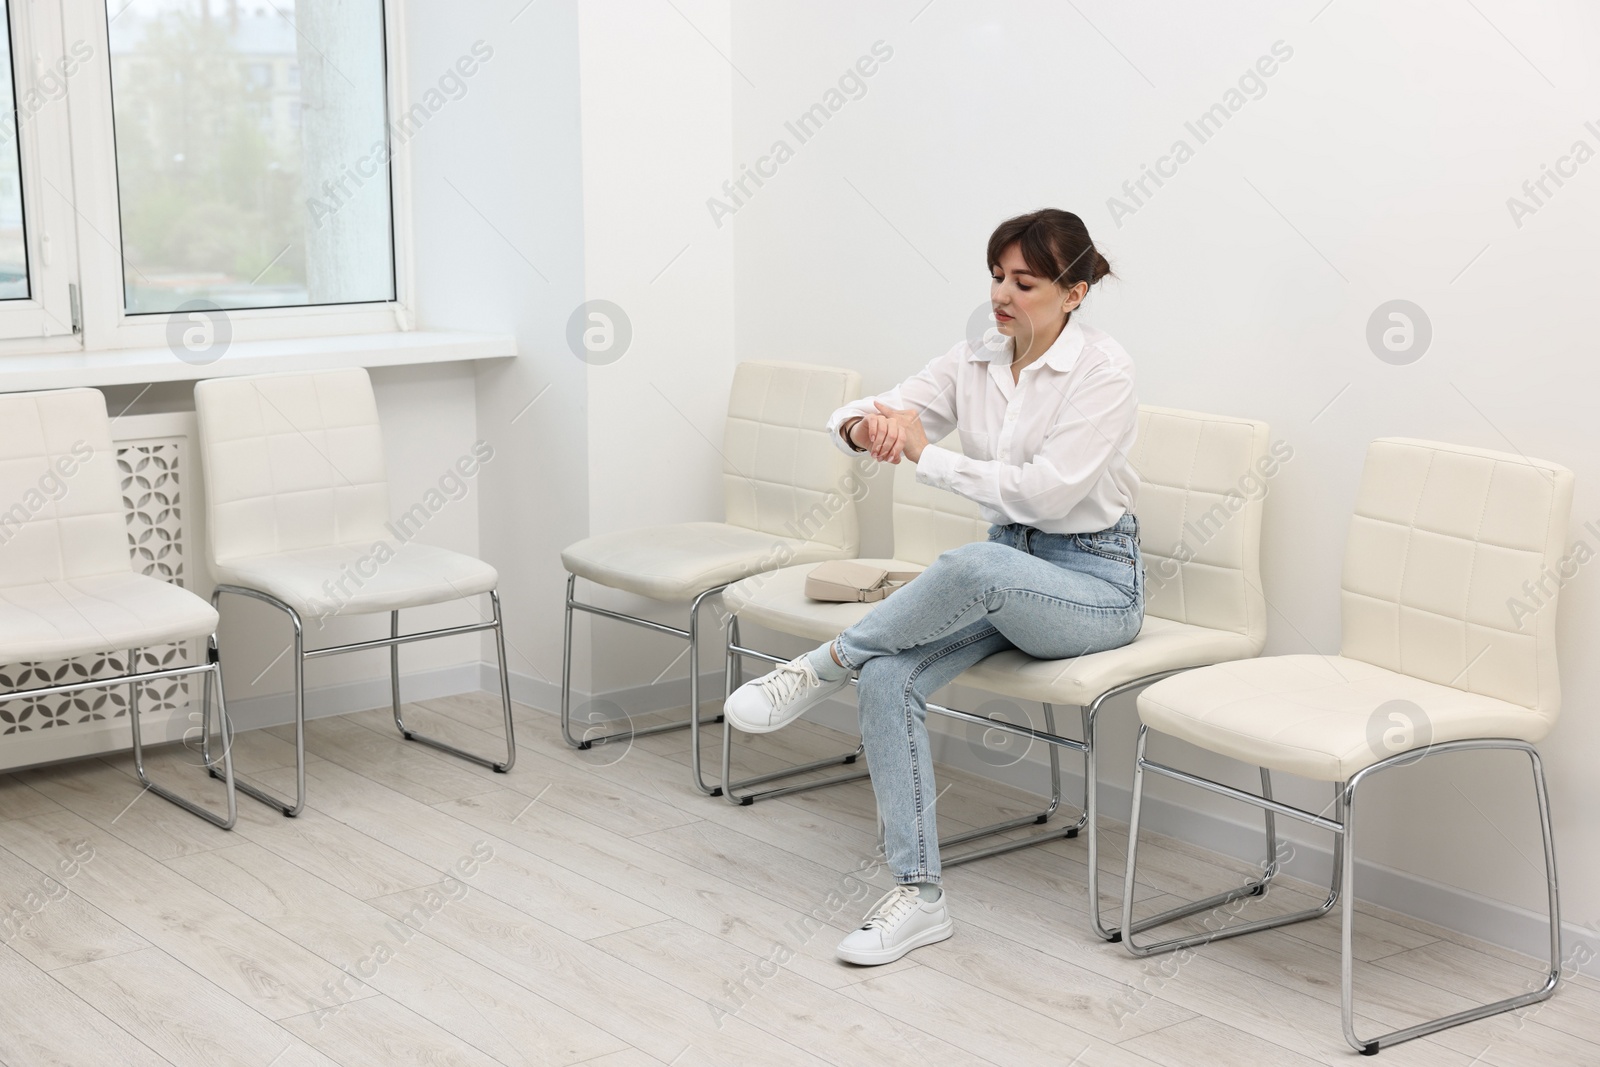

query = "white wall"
382;0;1599;957
723;0;1600;953
402;0;590;712
574;0;737;699
397;0;738;716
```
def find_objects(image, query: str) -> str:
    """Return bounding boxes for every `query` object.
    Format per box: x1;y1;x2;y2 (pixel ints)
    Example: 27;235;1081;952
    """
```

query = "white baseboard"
224;663;487;731
487;663;734;722
0;713;192;774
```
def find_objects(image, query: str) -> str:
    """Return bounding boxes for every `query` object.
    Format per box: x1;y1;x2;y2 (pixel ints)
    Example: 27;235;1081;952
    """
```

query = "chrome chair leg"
933;672;1199;883
212;584;516;816
728;614;744;689
127;641;238;830
200;620;219;771
1086;698;1116;939
724;615;741;703
932;671;1194;890
1073;676;1267;941
943;702;1085;866
686;585;720;795
1120;725;1340;956
559;574;725;791
390;609;402;729
390;592;516;772
210;590;307;817
560;573;582;747
1116;730;1560;1053
719;631;868;806
0;650;235;829
1338;742;1561;1055
490;590;518;770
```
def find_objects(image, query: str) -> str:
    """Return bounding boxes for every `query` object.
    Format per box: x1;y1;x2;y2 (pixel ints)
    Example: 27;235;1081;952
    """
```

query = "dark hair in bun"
987;209;1113;295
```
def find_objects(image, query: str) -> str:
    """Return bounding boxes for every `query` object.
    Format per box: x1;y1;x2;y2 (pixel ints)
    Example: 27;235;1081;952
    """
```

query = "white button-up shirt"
826;318;1139;534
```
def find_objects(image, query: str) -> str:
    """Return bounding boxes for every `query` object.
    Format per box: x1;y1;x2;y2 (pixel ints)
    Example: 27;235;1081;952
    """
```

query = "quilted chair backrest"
1132;406;1272;646
194;368;391;564
891;434;989;566
1341;438;1573;718
723;361;863;555
0;388;129;586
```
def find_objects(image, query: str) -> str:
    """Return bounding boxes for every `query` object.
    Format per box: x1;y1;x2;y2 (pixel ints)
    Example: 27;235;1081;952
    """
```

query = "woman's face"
989;242;1088;350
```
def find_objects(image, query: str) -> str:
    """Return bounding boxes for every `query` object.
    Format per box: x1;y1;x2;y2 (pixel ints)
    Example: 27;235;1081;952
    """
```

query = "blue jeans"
832;514;1144;885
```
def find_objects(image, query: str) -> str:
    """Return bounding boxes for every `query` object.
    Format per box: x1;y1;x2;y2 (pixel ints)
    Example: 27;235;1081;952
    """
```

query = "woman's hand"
871;401;929;463
847;413;900;462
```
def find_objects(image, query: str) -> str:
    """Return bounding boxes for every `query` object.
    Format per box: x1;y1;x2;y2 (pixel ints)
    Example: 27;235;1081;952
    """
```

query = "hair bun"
986;209;1112;295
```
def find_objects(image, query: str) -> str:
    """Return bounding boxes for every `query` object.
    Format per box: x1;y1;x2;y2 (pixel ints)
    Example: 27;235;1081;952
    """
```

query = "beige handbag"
804;560;922;603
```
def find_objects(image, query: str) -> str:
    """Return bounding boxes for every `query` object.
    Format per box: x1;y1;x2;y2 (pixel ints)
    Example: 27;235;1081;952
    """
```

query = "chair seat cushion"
1137;654;1553;781
723;558;925;639
955;618;1262;708
0;573;219;662
564;522;846;603
726;561;1262;707
213;543;498;618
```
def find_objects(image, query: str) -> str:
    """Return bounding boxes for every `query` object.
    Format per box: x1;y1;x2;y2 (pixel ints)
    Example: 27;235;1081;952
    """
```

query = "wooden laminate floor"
0;691;1591;1066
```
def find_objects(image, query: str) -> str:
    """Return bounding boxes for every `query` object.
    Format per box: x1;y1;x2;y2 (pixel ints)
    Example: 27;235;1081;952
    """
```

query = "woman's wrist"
841;417;866;452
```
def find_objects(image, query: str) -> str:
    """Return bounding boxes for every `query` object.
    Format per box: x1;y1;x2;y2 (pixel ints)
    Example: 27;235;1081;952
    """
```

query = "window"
0;0;408;349
0;0;78;341
102;1;396;316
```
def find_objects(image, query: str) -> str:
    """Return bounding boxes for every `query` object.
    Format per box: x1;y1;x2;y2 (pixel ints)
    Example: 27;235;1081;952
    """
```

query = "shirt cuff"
914;443;959;490
827;411;867;456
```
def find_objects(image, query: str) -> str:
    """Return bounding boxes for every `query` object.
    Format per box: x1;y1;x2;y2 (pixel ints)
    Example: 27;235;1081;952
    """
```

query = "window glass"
0;0;31;302
105;1;394;314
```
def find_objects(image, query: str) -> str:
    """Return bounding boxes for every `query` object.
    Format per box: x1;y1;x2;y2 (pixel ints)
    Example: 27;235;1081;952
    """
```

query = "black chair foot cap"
709;787;722;797
493;765;509;774
577;740;592;751
1108;932;1123;943
843;755;859;764
1033;815;1049;825
713;715;725;723
1063;827;1080;839
1360;1042;1379;1056
1249;883;1267;896
402;731;415;741
740;797;754;806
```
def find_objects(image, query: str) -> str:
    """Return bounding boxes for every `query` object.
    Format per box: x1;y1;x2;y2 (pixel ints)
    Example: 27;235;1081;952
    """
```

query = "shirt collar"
967;317;1086;375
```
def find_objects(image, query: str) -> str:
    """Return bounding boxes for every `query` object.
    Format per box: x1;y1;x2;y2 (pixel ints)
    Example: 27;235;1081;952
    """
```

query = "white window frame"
0;0;417;355
0;0;83;347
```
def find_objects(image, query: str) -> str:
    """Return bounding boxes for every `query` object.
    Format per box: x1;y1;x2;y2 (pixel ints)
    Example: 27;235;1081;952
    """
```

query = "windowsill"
0;330;517;392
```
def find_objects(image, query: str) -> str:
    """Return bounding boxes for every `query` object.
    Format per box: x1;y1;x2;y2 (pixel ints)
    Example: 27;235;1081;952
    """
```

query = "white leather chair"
0;388;236;828
194;368;513;818
719;431;993;804
955;406;1272;933
560;361;861;794
723;406;1274;922
1120;438;1569;1056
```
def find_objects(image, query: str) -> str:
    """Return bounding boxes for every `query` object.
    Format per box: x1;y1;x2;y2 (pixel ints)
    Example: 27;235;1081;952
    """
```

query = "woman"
724;208;1143;965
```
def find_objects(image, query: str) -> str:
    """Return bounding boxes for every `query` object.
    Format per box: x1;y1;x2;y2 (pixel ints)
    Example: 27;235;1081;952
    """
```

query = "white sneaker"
722;655;848;734
836;884;953;965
